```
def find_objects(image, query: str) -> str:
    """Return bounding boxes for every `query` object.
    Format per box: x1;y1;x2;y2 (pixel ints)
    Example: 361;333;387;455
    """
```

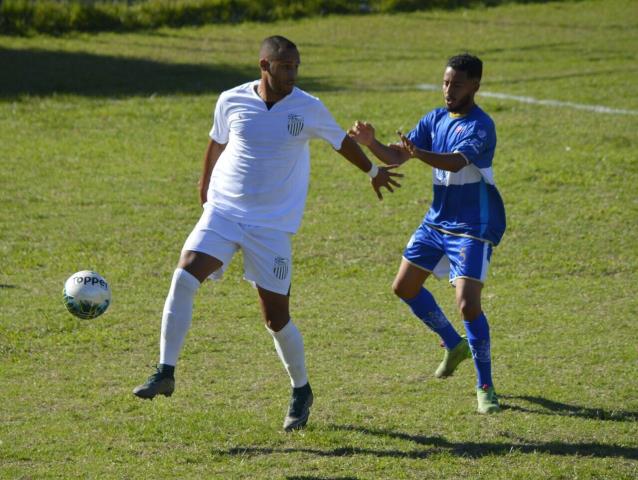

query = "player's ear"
259;58;270;72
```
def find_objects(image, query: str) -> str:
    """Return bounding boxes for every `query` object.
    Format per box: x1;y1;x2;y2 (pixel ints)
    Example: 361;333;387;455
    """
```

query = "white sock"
159;268;201;366
267;320;308;388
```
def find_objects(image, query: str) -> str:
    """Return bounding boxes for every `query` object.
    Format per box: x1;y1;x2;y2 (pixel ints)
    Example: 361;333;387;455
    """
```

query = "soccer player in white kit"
133;36;402;431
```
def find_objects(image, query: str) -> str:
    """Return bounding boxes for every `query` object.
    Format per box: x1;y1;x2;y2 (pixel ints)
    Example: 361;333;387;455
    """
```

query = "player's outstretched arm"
198;139;227;205
348;121;410;166
336;135;403;200
397;131;468;173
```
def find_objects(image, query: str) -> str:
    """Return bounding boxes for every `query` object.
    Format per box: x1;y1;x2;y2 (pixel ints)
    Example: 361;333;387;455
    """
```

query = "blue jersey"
407;105;506;246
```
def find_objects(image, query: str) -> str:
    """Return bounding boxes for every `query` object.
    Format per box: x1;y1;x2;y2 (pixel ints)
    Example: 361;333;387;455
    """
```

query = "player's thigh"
393;258;431;299
178;250;224;283
181;208;241;282
398;224;448;295
241;225;292;297
444;236;491;320
454;277;483;320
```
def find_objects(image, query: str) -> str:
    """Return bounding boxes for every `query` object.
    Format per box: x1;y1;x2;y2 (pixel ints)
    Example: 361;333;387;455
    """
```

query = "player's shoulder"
289;87;326;109
458;106;495;138
424;107;449;123
218;80;259;102
470;105;495;128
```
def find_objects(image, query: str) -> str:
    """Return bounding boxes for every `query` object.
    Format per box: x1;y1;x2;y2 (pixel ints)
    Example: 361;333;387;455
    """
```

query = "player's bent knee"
178;250;223;282
392;279;419;300
458;299;482;321
265;315;290;332
257;287;290;332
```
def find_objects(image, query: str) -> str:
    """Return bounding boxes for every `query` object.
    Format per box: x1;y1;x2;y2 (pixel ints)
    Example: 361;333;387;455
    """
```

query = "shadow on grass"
287;477;359;480
501;395;638;422
213;424;638;460
0;47;337;99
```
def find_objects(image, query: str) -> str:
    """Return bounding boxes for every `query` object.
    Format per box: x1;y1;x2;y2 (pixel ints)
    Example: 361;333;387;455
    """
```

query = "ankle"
158;364;175;378
293;382;311;393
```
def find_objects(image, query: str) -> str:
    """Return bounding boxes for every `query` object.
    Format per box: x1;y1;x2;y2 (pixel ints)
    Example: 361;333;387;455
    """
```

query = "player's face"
264;49;300;96
442;67;479;114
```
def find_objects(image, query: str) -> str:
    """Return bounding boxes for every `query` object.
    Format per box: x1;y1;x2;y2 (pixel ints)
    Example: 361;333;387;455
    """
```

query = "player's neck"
256;81;288;104
449;102;476;117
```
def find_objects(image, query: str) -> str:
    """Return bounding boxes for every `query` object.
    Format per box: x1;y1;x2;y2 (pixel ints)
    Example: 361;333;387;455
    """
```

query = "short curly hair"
447;53;483;80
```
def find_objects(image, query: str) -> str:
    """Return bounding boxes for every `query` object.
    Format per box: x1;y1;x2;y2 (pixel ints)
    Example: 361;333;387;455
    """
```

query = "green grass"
1;0;637;478
0;0;576;36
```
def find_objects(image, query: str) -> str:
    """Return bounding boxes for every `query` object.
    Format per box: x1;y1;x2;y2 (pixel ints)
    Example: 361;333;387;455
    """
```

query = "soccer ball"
63;270;111;319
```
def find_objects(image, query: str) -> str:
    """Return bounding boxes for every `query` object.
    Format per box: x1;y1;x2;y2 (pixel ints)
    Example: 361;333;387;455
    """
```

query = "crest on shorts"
287;114;304;136
273;256;289;280
459;247;467;265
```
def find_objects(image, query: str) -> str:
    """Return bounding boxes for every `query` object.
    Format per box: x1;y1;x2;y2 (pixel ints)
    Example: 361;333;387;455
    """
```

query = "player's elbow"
448;153;469;172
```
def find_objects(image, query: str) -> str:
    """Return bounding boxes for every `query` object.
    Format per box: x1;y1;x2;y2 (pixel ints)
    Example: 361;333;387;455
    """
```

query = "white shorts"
182;206;292;295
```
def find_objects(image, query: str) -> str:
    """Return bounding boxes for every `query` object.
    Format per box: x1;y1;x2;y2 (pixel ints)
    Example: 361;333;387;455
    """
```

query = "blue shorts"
403;223;493;284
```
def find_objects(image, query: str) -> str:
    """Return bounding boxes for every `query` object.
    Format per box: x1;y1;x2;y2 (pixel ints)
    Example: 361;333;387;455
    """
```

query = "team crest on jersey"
273;256;289;280
287;114;304;136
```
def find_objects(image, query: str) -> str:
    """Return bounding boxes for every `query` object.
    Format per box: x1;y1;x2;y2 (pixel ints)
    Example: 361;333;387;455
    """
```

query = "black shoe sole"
132;388;174;400
283;408;311;432
133;392;173;400
284;418;309;432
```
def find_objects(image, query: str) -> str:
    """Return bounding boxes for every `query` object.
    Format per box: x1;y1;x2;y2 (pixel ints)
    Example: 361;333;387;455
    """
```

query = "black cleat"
133;368;175;400
283;383;313;431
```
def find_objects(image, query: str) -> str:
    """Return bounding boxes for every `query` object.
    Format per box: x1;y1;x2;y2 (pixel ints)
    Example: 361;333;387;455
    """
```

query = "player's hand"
388;142;411;156
348;121;376;147
397;130;419;157
371;165;403;200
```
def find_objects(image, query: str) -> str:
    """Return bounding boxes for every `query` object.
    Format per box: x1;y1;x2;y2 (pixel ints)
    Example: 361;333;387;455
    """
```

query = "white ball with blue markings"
63;270;111;319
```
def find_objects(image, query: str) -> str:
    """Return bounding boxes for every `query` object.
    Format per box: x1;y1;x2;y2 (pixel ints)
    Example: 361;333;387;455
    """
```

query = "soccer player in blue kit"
349;53;506;413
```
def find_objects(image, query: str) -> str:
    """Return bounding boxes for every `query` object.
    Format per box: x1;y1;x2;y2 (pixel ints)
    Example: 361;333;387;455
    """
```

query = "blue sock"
464;312;493;388
403;288;462;349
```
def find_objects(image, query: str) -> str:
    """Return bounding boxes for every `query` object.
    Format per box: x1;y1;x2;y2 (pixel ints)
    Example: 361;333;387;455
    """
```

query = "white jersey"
208;80;346;233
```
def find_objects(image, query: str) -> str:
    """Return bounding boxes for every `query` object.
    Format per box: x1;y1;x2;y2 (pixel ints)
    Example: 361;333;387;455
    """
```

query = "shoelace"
147;371;163;382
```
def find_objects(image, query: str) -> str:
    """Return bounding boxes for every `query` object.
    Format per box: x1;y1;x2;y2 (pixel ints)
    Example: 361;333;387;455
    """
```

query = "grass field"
1;0;637;478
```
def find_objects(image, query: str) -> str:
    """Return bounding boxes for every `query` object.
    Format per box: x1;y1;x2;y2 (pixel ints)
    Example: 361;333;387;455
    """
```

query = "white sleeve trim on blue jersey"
434;163;496;186
450;150;496;186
